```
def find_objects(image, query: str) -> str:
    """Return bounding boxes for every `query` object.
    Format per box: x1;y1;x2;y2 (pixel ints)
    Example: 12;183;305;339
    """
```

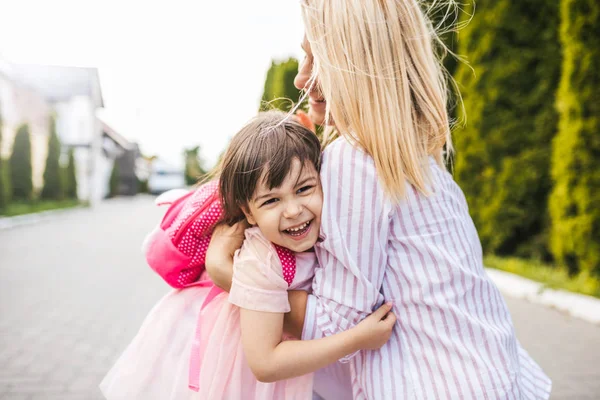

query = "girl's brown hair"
218;111;321;225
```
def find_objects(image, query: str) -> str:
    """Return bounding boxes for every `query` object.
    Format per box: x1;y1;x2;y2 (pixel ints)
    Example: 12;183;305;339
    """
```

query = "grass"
0;199;83;217
485;255;600;299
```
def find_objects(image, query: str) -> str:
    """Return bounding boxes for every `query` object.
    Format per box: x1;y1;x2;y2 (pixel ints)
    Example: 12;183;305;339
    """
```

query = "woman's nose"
294;61;311;90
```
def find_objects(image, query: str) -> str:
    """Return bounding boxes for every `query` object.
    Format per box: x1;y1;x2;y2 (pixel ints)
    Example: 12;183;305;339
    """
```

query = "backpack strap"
155;188;190;206
159;190;195;230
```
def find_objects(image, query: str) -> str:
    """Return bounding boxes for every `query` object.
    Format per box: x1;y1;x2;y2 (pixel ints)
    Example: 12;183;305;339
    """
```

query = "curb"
486;268;600;325
0;196;155;231
0;205;88;231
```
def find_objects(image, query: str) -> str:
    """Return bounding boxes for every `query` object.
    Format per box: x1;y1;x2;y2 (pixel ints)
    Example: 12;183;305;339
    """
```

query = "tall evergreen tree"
260;61;277;111
109;160;120;198
549;0;600;275
41;117;65;200
0;106;8;211
184;146;206;186
453;0;561;258
9;124;33;201
259;58;302;112
65;148;78;199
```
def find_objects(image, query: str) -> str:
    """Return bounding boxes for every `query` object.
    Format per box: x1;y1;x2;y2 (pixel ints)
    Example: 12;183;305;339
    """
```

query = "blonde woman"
208;0;551;398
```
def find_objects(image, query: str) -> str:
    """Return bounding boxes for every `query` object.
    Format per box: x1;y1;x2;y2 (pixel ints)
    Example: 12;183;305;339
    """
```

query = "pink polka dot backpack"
144;180;297;289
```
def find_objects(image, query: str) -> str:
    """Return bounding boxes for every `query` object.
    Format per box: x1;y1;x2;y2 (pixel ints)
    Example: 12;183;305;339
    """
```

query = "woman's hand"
352;302;397;350
210;220;249;258
205;220;249;292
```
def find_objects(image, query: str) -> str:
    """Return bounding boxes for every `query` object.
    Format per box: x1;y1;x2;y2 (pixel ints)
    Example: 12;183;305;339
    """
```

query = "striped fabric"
302;138;552;400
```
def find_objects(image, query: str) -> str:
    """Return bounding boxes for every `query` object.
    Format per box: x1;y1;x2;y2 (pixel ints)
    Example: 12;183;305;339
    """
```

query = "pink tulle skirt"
99;286;314;400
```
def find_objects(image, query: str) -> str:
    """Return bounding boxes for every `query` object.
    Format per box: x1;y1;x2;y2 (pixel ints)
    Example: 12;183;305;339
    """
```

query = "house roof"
0;62;103;107
101;120;135;151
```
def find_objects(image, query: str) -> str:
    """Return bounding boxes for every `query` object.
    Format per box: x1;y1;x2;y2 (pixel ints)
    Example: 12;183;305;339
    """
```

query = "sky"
0;0;305;169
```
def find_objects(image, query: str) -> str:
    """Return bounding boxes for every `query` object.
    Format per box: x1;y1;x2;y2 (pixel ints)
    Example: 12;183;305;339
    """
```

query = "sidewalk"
1;197;598;399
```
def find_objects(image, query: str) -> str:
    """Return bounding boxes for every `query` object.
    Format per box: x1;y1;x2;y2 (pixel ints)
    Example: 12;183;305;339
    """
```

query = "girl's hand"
353;302;397;350
205;220;250;292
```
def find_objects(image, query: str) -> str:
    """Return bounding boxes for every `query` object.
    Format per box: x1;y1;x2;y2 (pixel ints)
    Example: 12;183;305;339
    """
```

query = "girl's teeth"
287;221;309;233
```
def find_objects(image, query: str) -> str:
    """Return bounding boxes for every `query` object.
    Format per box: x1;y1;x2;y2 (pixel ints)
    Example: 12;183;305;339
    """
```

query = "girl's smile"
283;219;314;240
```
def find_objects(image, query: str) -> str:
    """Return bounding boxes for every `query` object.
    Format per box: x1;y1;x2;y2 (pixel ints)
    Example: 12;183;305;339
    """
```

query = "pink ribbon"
187;280;225;391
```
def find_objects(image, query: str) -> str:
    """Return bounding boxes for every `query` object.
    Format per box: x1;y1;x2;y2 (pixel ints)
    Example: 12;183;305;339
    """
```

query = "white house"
0;59;53;192
0;58;135;204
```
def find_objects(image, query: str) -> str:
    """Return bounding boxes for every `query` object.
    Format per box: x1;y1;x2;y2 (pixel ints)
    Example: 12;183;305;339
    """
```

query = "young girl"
99;111;396;400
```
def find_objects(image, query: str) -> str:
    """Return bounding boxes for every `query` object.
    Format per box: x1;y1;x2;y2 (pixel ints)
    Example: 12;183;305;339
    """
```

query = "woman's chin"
308;108;327;127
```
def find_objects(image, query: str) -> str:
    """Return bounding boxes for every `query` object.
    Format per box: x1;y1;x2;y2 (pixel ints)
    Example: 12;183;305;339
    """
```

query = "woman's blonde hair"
300;0;458;202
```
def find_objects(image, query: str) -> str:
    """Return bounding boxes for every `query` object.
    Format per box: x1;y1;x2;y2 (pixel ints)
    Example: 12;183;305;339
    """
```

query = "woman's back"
385;157;522;398
311;137;551;399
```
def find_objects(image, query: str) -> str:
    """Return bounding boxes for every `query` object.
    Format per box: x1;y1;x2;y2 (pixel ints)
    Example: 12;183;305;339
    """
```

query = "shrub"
0;110;9;210
65;148;78;199
9;124;33;201
41;117;65;200
549;0;600;275
453;0;561;257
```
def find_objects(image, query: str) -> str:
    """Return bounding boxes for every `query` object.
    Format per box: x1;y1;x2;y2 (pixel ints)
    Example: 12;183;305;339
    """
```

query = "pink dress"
100;227;315;400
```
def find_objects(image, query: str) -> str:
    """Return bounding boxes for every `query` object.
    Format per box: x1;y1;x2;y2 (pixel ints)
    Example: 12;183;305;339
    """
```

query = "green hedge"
0;110;8;210
453;0;561;258
549;0;600;275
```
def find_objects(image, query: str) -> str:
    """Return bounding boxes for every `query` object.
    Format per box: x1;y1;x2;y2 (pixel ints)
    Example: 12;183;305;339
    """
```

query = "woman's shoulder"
322;136;376;171
324;135;365;155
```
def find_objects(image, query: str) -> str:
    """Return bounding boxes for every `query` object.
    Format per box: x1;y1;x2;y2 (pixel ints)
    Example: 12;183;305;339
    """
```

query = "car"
147;160;186;194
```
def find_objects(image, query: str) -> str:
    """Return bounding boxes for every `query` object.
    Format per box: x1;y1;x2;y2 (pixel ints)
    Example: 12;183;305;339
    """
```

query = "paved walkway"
0;196;598;399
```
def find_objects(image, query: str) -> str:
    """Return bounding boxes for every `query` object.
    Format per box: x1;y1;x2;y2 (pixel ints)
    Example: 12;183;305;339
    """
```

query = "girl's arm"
240;302;395;383
206;233;354;340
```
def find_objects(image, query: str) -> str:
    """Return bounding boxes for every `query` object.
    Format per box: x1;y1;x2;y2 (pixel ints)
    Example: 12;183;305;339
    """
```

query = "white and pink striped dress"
303;138;552;399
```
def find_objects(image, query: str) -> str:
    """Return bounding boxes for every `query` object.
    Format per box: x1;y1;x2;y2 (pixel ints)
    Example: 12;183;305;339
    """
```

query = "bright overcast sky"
0;0;305;169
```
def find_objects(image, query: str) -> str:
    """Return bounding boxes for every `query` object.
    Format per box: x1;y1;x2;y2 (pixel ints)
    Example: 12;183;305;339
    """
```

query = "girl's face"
294;36;329;127
243;158;322;253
